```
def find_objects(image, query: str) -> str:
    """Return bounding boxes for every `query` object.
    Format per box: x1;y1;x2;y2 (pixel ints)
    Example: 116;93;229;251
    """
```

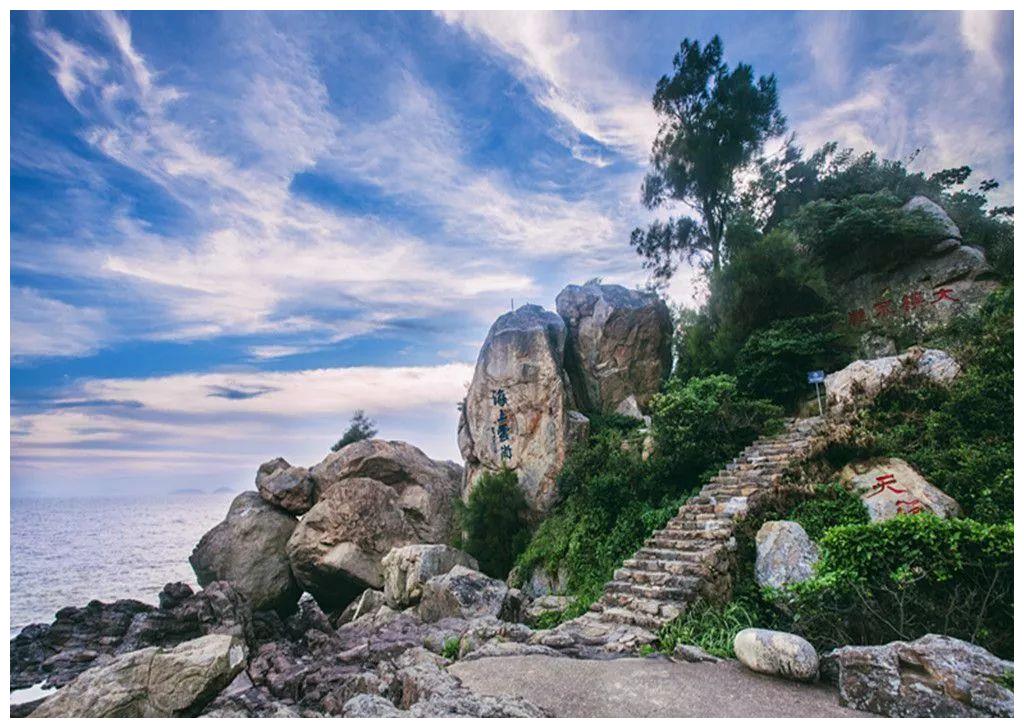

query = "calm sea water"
10;493;236;637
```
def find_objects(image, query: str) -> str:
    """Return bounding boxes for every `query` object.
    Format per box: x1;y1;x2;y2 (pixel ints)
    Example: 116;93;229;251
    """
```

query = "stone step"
622;558;704;576
613;568;701;589
596;607;665;630
645;535;729;551
599;593;684;621
604;580;695;602
655;525;733;538
635;547;709;562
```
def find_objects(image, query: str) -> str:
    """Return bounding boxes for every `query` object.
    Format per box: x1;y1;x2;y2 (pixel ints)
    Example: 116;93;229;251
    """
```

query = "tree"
632;35;785;279
331;410;377;451
459;469;531;579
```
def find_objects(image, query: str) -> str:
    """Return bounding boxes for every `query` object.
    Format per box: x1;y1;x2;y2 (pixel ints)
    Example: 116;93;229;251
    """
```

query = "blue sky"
10;10;1013;496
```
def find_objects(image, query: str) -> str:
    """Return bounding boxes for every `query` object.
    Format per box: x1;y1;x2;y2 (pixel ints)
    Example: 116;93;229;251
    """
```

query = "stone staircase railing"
583;416;826;632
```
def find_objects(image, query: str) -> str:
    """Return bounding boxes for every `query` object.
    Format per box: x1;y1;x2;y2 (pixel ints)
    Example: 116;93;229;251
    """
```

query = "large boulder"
833;196;999;355
382;545;479;609
189;492;300;614
754;521;819;589
310;439;462;545
840;458;962;521
555;282;672;414
733;628;819;682
30;634;245;718
286;477;417;611
256;457;315;515
418;566;514;622
459;304;587;514
825;347;960;413
822;634;1013;717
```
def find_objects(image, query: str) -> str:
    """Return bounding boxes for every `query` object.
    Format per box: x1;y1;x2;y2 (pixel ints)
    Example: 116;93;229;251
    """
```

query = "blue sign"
807;370;825;384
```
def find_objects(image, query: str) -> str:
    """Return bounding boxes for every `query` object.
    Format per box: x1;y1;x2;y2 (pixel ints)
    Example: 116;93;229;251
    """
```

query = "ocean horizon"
10;492;236;636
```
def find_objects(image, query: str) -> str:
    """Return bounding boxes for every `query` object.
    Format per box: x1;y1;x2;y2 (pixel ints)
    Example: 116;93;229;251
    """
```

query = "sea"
10;492;236;638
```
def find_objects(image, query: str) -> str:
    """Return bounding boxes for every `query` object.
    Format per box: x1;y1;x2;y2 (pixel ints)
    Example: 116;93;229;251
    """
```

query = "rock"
158;582;194;610
343;693;408;717
672;644;722;663
614;394;645;420
459;304;582;514
903;195;962;241
201;672;303;718
335;589;387;626
825;347;960;413
256;457;316;515
286;477;418;611
822;634;1013;717
381;545;479;609
840;457;961;521
310;439;462;544
755;521;819;589
189;492;300;614
556;282;672;414
519;563;568;598
31;634;245;718
419;566;514;623
523;595;573;627
733;628;819;682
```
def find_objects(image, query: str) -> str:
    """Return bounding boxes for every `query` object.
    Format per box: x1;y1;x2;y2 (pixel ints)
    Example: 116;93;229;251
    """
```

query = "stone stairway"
585;416;826;633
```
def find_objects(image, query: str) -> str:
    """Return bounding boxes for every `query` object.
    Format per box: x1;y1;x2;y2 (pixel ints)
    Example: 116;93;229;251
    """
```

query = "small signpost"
807;370;825;417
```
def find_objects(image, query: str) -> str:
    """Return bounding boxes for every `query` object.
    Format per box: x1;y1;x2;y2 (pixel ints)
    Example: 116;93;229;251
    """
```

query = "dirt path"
450;654;870;718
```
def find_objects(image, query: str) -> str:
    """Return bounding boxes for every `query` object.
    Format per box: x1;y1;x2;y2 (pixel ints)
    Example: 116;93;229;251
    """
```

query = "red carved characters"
866;472;907;498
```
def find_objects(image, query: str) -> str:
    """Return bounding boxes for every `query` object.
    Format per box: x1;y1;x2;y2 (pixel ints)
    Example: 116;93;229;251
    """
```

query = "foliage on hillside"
512;376;780;616
456;468;532;579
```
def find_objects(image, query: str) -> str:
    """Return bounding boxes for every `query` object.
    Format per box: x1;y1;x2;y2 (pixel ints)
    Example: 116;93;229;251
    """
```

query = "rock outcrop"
30;634;246;718
555;282;672;414
754;521;819;589
833;195;999;356
459;304;587;514
839;457;962;521
825;347;960;413
822;634;1013;717
190;492;300;614
733;628;819;682
310;439;462;544
256;457;316;515
418;566;515;622
381;544;479;609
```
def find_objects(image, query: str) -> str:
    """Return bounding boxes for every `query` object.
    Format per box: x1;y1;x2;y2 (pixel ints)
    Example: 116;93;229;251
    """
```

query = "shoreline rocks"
256;457;316;515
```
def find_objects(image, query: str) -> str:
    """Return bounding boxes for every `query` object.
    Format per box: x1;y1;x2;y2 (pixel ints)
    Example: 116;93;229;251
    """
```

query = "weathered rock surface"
381;544;479;609
419;566;514;622
734;628;819;682
335;588;387;626
30;634;246;718
755;521;819;589
310;439;462;544
256;457;316;515
523;595;574;627
825;346;960;413
286;477;416;611
833;196;999;356
190;492;300;614
556;282;672;414
10;581;253;691
822;634;1014;717
459;304;585;514
840;457;962;521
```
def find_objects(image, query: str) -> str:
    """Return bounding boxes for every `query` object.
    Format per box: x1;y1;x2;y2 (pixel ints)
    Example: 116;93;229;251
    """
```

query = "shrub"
459;469;531;579
651;374;783;482
786;482;869;541
735;314;851;410
331;410;377;451
441;637;460;661
782;515;1013;658
657;598;767;658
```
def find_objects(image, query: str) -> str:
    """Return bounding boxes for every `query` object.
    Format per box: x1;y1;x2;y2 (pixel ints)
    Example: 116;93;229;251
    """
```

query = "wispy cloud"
11;288;110;362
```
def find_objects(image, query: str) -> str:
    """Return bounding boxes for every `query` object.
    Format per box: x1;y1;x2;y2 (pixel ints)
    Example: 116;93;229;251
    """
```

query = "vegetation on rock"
456;469;532;579
331;410;378;452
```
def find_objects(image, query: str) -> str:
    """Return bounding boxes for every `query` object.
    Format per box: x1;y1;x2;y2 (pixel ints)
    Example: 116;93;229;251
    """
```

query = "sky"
10;10;1014;497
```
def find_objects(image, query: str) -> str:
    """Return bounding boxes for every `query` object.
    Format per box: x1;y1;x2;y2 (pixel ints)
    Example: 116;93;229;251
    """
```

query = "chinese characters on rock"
492;388;512;461
866;472;924;515
848;286;960;327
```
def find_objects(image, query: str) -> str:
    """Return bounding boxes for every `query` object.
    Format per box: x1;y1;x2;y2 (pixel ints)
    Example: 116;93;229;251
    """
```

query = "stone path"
450;654;868;718
543;417;825;648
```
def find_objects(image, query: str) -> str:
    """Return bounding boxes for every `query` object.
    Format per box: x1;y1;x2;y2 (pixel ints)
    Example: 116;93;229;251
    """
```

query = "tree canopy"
331;410;378;452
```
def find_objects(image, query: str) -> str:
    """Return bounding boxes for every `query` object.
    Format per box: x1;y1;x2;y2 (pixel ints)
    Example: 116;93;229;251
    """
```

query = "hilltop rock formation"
832;195;999;356
256;458;316;515
556;282;672;413
190;493;301;614
839;458;961;521
825;346;959;413
459;304;587;514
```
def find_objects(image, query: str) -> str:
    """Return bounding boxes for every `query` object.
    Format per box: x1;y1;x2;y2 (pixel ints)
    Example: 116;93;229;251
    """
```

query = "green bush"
651;374;783;482
736;314;851;410
782;515;1013;658
459;469;531;579
786;482;869;541
441;636;461;661
657;598;767;658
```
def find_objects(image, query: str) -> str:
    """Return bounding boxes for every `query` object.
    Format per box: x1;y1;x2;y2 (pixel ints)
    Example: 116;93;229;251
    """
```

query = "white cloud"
960;11;1006;78
438;11;658;163
11;288;110;361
